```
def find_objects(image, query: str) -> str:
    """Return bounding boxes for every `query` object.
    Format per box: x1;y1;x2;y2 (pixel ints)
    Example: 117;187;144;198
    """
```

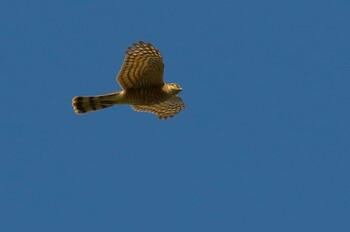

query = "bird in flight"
72;41;185;119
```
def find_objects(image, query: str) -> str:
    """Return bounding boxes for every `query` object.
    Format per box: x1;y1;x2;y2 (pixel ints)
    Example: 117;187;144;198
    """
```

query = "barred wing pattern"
132;96;185;119
117;41;164;90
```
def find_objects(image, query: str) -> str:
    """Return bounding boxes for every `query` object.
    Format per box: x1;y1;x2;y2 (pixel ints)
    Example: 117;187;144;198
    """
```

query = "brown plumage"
72;41;185;119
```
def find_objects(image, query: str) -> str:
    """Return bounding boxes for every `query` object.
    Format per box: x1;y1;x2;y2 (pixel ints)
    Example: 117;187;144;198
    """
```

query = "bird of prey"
72;41;185;119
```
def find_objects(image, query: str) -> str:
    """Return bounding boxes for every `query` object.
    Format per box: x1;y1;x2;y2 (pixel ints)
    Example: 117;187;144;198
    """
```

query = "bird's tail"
72;92;122;114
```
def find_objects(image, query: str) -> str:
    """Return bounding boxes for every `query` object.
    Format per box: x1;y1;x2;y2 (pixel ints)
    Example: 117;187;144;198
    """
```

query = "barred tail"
72;92;122;114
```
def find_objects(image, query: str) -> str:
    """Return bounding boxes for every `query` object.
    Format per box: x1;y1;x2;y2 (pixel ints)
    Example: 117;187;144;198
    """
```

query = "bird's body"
123;84;179;105
72;41;185;119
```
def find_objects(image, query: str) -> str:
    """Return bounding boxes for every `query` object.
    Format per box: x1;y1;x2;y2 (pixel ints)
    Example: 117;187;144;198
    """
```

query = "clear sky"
1;0;349;231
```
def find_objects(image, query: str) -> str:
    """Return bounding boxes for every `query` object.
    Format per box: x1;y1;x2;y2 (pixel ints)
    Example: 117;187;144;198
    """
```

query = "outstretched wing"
131;95;185;119
117;41;164;90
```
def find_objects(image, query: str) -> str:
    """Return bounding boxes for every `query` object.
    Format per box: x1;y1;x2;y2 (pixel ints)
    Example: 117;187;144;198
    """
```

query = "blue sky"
1;0;349;231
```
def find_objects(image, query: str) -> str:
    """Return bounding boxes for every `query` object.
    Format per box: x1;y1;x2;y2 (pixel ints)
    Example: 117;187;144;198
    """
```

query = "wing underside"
131;95;185;119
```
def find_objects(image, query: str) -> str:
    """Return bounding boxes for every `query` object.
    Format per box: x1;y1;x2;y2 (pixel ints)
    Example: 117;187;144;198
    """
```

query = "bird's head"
165;83;182;95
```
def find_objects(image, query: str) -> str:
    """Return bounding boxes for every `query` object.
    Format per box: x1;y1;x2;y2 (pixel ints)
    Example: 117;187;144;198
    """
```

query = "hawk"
72;41;185;119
